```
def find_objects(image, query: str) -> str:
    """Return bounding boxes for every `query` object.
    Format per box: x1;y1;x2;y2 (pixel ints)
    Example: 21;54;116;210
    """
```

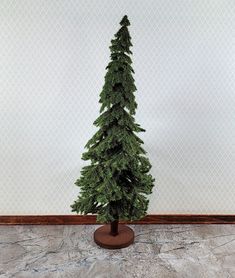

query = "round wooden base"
94;224;134;249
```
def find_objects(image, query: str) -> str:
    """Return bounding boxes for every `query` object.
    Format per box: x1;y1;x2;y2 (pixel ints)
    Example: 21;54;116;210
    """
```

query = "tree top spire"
120;15;130;26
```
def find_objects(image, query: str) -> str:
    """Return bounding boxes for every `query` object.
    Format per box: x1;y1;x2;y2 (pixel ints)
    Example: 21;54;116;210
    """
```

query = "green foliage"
71;15;155;223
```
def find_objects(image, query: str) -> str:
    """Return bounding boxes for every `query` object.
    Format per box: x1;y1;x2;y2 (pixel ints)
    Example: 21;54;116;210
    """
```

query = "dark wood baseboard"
0;214;235;225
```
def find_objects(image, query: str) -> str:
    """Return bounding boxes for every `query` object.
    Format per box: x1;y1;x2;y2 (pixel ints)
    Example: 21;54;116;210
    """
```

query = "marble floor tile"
0;224;235;277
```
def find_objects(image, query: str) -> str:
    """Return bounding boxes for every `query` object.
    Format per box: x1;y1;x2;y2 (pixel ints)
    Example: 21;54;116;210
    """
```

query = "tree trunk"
110;219;119;236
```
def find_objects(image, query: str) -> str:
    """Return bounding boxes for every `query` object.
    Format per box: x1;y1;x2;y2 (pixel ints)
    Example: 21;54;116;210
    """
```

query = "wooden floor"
0;224;235;277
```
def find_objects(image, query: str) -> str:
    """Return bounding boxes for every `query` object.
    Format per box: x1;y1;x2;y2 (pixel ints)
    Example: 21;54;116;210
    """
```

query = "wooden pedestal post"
94;220;134;249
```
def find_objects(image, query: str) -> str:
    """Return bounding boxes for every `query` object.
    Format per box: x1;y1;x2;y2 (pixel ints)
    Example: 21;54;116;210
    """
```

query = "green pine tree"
71;15;155;225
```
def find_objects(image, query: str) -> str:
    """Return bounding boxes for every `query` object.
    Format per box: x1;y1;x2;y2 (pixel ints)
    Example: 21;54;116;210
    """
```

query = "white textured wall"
0;0;235;215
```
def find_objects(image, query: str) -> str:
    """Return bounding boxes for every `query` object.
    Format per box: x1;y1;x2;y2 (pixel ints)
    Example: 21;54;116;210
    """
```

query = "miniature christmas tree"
71;15;155;248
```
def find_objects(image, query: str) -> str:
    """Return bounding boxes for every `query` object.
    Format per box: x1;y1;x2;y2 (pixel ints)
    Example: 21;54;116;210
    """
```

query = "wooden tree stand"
94;220;134;249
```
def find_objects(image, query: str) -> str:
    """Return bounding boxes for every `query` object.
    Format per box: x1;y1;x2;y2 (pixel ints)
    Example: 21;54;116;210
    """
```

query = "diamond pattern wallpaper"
0;0;235;214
